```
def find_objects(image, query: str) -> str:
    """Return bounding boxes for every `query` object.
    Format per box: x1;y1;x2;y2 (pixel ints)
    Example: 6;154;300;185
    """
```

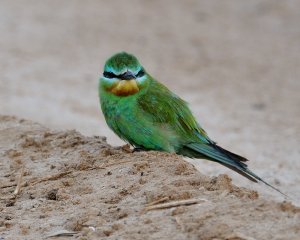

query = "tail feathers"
217;161;258;182
241;167;289;198
187;143;248;169
213;144;248;162
184;142;288;197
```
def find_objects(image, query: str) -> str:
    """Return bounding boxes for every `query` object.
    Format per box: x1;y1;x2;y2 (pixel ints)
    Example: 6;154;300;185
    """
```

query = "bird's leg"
118;144;146;153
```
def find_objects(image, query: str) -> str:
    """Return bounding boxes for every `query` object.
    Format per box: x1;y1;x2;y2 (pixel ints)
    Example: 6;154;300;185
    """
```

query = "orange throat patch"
109;79;139;96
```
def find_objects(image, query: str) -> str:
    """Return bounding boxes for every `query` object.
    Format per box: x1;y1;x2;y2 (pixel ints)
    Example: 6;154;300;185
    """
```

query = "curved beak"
119;71;135;80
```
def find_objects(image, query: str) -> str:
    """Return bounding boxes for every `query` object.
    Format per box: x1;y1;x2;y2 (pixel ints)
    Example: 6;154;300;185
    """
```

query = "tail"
180;142;288;197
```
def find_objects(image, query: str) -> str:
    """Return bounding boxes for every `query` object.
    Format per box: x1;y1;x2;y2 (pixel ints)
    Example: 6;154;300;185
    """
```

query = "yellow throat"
110;79;139;96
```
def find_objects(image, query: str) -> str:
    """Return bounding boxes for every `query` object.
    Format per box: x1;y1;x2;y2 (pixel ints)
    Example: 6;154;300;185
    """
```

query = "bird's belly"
103;98;178;152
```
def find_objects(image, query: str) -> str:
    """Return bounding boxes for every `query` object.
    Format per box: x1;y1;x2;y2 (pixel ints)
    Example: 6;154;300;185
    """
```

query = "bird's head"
100;52;148;96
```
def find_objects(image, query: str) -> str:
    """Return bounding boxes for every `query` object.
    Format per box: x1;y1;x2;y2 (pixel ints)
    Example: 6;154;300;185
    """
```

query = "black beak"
119;71;135;80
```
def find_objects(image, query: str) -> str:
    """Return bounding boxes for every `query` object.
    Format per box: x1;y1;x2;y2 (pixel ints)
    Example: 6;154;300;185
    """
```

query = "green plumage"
99;52;285;196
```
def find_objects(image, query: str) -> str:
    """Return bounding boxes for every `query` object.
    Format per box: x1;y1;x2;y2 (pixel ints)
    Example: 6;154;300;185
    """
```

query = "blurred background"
0;0;299;202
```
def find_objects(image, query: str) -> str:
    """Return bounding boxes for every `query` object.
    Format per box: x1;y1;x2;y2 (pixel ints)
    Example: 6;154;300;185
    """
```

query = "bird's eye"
103;71;116;79
136;69;145;78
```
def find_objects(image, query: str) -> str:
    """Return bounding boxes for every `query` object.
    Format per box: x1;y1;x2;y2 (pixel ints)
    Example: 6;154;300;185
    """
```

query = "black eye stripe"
103;70;145;79
136;69;145;78
103;71;117;79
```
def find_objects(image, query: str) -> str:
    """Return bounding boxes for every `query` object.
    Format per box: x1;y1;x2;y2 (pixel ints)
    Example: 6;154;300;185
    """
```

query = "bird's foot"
116;144;146;153
132;147;146;153
120;144;133;153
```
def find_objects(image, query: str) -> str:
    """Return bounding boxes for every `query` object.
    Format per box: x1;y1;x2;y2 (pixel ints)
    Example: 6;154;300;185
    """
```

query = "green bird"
99;52;285;196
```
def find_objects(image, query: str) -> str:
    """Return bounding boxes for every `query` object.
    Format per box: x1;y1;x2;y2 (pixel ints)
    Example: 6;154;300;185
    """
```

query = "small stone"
46;189;58;200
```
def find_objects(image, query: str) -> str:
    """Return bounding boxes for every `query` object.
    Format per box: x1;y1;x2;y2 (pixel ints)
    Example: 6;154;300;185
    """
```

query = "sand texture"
0;116;299;239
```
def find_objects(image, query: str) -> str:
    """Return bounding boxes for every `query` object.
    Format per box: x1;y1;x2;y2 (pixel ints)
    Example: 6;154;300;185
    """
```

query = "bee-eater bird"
99;52;285;196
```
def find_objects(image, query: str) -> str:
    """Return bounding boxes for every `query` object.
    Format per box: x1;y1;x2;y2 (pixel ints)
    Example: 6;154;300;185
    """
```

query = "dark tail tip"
244;168;290;199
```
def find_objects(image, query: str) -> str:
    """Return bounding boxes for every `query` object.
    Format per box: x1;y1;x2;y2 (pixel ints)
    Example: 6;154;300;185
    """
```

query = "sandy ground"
0;116;299;240
0;0;300;239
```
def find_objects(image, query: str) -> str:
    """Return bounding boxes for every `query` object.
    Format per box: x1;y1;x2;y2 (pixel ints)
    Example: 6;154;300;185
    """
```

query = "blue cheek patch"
101;77;118;86
136;75;147;84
